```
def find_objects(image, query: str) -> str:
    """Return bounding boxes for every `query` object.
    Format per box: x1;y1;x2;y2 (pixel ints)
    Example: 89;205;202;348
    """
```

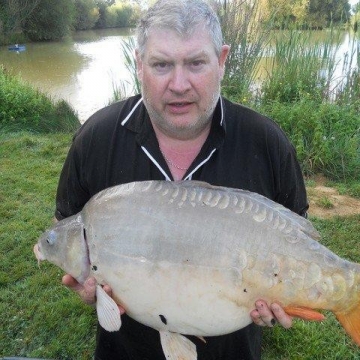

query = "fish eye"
46;231;56;246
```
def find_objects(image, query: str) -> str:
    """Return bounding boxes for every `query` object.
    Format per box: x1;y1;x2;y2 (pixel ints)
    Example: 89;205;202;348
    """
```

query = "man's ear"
219;45;230;80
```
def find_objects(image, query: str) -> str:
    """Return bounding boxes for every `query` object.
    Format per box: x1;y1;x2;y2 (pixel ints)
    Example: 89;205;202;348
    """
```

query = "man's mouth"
169;102;191;107
167;101;194;113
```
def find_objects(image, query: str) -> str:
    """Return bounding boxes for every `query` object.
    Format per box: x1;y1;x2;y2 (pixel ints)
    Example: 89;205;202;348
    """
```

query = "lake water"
0;28;358;123
0;28;135;122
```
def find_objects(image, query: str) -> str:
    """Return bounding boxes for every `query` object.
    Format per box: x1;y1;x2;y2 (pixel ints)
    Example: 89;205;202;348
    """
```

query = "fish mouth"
33;243;45;265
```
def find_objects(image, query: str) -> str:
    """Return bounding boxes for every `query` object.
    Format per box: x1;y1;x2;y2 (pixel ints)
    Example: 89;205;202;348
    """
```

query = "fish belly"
82;181;360;336
94;259;252;335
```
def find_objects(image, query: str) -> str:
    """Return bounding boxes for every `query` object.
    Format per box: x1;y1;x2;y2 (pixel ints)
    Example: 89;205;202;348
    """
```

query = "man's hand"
250;299;292;329
62;274;126;314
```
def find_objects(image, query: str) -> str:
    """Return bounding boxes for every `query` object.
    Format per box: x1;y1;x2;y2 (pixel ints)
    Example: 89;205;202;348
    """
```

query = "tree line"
0;0;141;42
0;0;357;44
255;0;352;29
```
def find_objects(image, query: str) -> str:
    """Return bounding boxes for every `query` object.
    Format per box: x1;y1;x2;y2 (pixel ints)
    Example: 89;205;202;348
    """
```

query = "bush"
74;0;100;31
0;66;80;133
23;0;76;41
104;2;141;28
259;99;360;181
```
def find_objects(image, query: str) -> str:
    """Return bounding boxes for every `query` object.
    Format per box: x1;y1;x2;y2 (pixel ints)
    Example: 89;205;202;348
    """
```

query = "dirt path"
307;177;360;219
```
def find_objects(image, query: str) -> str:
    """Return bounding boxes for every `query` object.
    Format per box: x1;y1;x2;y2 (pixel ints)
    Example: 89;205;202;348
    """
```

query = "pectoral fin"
159;330;197;360
96;285;121;331
283;305;325;321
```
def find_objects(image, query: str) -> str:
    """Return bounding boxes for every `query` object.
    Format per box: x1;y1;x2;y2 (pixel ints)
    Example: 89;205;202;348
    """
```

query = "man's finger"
271;303;292;329
62;274;97;305
62;274;80;289
250;309;267;327
254;300;276;327
102;284;126;315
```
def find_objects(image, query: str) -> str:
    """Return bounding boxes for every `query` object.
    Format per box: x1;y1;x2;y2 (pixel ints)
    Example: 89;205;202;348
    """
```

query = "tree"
94;0;141;29
98;0;115;4
74;0;100;30
352;1;360;14
94;0;108;28
258;0;309;27
23;0;75;41
306;0;350;28
0;0;40;35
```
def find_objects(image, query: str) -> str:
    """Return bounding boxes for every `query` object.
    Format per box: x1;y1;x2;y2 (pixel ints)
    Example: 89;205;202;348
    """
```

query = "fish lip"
33;243;45;264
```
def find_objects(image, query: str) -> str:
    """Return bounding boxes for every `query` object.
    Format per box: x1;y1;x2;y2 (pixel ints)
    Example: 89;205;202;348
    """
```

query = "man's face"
136;26;229;140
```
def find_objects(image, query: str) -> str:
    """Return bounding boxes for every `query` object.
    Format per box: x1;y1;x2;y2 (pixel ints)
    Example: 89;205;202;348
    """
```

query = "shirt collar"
120;95;226;180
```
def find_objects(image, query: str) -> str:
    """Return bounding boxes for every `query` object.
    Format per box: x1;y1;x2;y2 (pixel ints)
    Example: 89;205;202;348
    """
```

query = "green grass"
1;131;360;359
263;215;360;359
0;132;96;359
258;100;360;181
0;66;80;133
316;196;335;209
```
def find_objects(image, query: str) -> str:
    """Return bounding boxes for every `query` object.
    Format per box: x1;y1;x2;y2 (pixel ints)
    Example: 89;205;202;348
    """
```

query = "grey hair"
136;0;223;58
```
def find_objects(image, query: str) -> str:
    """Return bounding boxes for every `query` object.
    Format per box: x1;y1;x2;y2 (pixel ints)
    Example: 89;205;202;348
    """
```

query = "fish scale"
35;180;360;359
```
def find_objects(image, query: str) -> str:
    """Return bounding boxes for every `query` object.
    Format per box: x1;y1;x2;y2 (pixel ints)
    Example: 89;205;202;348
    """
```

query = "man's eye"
192;60;204;66
153;62;169;70
189;60;205;71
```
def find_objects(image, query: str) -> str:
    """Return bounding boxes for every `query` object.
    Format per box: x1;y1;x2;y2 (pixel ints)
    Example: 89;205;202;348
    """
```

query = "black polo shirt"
56;94;308;360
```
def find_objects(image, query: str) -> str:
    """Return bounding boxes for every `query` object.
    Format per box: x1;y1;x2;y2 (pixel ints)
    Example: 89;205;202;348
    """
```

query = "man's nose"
168;66;191;94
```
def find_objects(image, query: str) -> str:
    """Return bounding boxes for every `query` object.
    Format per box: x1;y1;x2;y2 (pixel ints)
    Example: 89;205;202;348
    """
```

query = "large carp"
34;180;360;359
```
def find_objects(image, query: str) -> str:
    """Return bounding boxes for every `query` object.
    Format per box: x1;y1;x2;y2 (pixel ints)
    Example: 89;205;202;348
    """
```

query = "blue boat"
8;44;26;52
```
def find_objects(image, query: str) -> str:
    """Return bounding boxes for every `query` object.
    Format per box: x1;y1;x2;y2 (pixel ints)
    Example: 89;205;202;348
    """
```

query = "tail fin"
336;306;360;346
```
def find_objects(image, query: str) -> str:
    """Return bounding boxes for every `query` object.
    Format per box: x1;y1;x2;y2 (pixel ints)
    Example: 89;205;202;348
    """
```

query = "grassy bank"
1;131;360;359
0;132;96;359
258;100;360;181
0;66;80;133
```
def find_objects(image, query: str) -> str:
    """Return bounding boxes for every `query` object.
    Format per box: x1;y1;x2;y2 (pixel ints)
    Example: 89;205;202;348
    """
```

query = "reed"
259;29;342;103
335;36;360;106
218;0;272;102
109;37;140;102
252;30;359;181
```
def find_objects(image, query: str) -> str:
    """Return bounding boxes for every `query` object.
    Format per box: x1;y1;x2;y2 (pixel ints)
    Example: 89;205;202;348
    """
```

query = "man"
56;0;308;358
